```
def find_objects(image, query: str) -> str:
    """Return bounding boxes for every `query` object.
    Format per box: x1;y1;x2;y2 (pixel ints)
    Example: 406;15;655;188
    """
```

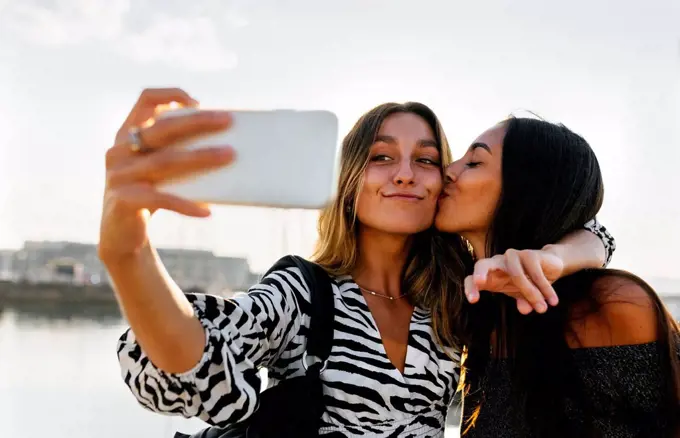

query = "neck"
352;226;412;299
462;231;488;260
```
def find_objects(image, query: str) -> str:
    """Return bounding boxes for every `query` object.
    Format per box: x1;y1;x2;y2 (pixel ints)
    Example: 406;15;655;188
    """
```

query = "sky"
0;0;678;277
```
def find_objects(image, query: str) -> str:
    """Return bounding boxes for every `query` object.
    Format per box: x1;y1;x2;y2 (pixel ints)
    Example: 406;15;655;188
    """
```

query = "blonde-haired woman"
103;88;614;437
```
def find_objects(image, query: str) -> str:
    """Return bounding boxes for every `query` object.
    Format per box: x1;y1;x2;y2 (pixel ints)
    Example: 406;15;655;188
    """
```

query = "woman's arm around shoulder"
546;218;616;278
582;218;616;267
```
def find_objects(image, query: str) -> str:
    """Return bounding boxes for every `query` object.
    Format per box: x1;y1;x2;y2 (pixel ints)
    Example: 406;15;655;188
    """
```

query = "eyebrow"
374;135;439;148
470;142;492;154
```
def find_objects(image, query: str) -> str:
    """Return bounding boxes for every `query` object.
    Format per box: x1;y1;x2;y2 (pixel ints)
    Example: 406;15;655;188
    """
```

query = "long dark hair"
460;117;680;436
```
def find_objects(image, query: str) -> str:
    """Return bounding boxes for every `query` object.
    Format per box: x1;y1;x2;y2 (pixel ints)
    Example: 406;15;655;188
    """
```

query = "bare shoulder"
567;271;661;348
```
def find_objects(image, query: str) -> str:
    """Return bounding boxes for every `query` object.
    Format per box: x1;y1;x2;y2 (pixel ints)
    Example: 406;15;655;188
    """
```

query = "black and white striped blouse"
117;219;615;437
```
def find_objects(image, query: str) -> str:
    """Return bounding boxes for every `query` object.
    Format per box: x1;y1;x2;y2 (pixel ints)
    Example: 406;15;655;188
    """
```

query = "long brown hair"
311;102;472;350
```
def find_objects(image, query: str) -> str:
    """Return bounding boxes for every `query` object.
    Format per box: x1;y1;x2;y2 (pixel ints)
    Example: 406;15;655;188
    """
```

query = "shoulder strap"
264;255;335;369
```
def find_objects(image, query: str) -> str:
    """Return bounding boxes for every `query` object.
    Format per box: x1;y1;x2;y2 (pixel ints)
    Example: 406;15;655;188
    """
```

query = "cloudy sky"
0;0;678;277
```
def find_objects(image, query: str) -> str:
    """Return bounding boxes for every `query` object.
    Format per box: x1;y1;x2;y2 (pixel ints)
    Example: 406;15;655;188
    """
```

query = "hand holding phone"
100;88;236;262
157;107;340;209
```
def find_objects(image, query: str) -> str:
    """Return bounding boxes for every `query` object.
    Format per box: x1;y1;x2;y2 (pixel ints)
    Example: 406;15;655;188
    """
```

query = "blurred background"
0;0;678;436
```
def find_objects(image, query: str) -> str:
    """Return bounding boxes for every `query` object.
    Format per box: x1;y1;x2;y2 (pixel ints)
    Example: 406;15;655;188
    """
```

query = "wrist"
541;243;572;278
541;243;564;261
100;244;159;288
542;242;598;277
100;243;153;270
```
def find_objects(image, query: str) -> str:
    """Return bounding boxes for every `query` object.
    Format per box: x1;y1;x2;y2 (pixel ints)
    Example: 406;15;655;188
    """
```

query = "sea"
0;300;462;437
2;294;679;438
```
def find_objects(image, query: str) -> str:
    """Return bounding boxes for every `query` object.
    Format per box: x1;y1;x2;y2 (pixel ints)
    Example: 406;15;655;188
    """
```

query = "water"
6;297;676;438
0;302;461;437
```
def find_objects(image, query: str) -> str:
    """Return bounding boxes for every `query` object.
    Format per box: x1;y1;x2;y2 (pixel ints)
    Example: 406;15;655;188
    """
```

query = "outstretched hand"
464;248;565;314
99;88;235;263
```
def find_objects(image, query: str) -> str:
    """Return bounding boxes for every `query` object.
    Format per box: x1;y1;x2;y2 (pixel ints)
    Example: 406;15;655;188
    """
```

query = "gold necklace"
358;285;408;301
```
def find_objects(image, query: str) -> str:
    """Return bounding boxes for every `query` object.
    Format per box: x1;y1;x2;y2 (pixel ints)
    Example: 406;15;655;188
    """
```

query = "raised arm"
107;244;206;373
116;265;311;426
99;88;312;426
99;88;235;373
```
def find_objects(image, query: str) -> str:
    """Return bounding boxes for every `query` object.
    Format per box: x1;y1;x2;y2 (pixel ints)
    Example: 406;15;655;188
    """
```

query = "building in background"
156;247;253;293
2;241;256;294
48;257;86;284
10;241;106;285
0;250;15;280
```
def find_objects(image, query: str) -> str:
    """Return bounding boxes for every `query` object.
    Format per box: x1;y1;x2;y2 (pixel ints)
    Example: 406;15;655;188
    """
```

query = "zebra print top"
117;220;615;437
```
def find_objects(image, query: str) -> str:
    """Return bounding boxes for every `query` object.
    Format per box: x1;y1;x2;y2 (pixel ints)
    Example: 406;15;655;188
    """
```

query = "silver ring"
302;351;327;373
128;126;148;153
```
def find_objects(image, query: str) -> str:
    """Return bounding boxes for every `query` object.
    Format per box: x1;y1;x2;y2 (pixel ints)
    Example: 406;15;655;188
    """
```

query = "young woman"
434;117;679;437
101;88;615;437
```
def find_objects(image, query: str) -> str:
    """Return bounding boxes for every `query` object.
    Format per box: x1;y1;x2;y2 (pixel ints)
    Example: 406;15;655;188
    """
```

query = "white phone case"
157;108;340;209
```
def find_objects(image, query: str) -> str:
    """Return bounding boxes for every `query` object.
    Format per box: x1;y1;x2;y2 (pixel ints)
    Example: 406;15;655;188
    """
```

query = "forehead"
471;123;506;153
378;112;435;140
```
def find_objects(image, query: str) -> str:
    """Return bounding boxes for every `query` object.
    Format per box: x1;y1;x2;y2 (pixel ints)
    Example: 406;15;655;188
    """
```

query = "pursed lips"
438;188;453;200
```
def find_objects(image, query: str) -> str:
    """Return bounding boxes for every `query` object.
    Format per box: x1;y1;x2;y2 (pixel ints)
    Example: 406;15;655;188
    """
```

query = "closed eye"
466;161;482;168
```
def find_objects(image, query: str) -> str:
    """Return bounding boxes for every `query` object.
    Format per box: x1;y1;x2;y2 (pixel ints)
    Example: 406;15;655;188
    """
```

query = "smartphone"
156;107;340;209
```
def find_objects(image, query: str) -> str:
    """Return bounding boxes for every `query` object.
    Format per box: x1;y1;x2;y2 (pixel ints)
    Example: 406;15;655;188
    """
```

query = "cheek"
355;167;383;213
360;166;387;193
423;169;443;197
459;172;501;225
436;170;501;232
456;171;498;202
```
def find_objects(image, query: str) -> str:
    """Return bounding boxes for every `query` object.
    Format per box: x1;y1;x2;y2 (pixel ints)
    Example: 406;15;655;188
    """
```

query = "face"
355;112;442;235
435;122;505;237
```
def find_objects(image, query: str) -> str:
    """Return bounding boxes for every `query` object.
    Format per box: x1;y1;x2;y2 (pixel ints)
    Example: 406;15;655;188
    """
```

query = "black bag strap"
173;256;333;438
264;255;334;372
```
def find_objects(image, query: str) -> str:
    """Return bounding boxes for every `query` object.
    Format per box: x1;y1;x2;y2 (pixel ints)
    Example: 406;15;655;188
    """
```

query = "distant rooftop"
20;240;220;257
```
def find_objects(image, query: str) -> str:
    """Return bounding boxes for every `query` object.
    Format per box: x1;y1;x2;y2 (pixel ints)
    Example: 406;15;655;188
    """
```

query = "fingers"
117;88;199;142
107;110;232;167
143;110;232;149
516;298;533;315
464;275;479;303
469;256;505;303
504;249;548;313
106;146;235;186
521;251;559;306
469;281;535;314
473;255;504;283
104;184;212;218
469;250;560;315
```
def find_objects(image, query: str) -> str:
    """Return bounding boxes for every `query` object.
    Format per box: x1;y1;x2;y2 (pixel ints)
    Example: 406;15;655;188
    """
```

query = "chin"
391;225;432;235
371;213;434;235
434;203;461;233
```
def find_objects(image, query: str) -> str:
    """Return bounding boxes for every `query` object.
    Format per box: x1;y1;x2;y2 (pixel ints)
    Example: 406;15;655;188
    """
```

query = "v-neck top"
117;268;461;437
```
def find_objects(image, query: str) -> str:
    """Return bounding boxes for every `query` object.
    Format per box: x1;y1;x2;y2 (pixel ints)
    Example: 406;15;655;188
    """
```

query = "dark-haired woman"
435;117;679;437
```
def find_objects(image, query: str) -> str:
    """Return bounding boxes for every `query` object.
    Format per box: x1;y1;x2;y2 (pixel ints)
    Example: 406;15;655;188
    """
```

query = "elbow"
118;343;205;417
141;323;208;374
118;320;208;376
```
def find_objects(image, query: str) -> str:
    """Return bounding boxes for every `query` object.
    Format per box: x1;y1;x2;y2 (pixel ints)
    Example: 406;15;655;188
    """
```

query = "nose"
393;159;415;186
444;163;458;184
